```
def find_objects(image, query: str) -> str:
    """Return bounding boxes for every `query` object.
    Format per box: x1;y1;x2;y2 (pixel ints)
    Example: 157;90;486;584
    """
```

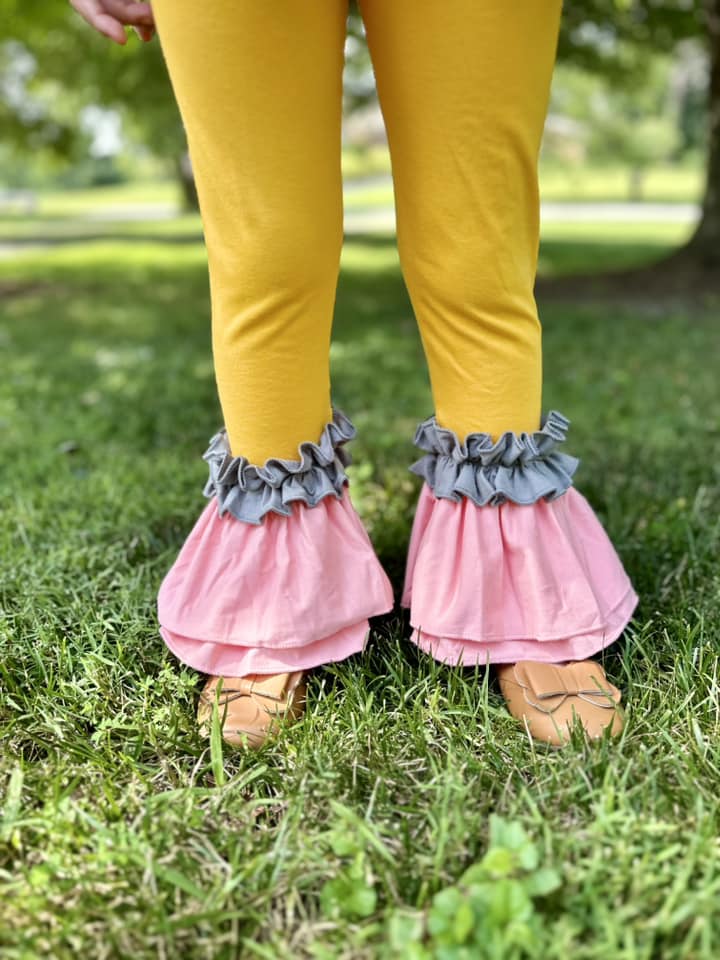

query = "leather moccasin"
197;671;307;748
496;660;623;746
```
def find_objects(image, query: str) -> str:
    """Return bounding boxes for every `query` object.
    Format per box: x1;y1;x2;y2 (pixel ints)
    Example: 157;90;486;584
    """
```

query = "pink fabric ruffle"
402;484;638;666
158;489;394;675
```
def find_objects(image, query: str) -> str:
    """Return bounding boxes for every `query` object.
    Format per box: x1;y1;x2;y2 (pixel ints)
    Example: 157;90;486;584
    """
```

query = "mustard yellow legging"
151;0;562;464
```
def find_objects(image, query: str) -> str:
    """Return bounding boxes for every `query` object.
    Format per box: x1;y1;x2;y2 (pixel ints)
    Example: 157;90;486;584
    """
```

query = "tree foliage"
0;0;709;163
1;0;717;257
1;0;180;165
558;0;705;75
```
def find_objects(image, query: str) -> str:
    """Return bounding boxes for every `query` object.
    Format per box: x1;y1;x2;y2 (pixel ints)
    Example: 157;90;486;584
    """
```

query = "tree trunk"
629;166;645;202
176;150;199;212
685;0;720;267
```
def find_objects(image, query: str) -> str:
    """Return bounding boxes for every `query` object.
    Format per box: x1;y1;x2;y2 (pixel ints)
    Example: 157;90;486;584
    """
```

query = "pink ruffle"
402;484;638;666
158;490;394;675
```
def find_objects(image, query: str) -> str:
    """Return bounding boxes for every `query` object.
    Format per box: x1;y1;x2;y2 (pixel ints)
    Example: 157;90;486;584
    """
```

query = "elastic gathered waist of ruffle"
203;407;355;524
409;410;580;506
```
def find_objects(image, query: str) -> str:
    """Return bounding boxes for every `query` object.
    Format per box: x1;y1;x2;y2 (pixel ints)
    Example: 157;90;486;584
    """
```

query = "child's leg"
360;0;637;726
151;0;345;463
358;0;556;441
151;0;393;688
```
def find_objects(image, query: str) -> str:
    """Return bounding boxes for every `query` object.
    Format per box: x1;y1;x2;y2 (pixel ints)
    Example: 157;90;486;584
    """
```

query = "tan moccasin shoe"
197;671;307;748
497;660;623;746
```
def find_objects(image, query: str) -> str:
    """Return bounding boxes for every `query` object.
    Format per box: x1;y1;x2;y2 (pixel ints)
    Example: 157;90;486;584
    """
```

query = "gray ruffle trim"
409;410;580;506
202;408;355;524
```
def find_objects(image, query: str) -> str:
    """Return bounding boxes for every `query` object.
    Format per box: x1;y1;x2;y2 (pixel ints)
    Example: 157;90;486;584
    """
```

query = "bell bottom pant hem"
156;413;638;676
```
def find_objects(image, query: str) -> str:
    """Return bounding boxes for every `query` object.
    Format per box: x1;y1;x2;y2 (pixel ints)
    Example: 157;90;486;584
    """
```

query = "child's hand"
69;0;156;45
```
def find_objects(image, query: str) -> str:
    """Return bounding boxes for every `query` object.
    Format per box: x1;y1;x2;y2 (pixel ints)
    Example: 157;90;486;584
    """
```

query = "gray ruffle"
203;408;355;524
409;410;579;506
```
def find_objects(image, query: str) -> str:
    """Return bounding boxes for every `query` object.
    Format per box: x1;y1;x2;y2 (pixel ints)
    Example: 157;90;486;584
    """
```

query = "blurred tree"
549;57;683;200
556;0;719;271
0;37;79;162
345;8;374;113
352;0;720;271
1;0;719;273
1;0;191;203
691;0;720;267
609;116;680;199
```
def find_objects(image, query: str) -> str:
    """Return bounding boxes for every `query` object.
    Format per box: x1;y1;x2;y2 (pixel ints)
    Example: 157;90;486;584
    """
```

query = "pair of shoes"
497;659;623;746
197;671;306;748
197;658;622;750
166;409;631;751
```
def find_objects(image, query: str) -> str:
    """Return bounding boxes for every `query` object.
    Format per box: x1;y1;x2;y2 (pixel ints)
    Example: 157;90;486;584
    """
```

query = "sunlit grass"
0;158;703;226
539;162;703;202
1;211;719;957
33;179;180;216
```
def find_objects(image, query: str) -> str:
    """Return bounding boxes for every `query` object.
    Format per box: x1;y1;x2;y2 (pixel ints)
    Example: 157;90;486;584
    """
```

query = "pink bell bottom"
402;484;638;665
158;481;637;675
158;489;394;676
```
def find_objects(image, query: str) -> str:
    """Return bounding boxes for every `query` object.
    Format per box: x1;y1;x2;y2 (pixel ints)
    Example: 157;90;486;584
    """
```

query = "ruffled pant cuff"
401;484;638;665
157;408;394;676
402;412;638;666
158;491;394;675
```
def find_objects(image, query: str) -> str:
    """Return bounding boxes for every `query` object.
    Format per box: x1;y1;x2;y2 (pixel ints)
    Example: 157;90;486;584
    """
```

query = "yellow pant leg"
151;0;348;462
359;0;562;440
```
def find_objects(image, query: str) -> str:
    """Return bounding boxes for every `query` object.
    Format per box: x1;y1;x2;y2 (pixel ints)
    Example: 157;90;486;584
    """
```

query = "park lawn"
0;214;694;272
0;158;704;223
538;163;703;203
341;149;704;203
538;220;695;276
18;180;180;218
1;216;720;958
0;213;202;242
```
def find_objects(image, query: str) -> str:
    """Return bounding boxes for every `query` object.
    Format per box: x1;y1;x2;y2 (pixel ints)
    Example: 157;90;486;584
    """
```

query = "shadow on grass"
1;228;718;608
0;227;401;250
537;237;675;279
3;221;720;956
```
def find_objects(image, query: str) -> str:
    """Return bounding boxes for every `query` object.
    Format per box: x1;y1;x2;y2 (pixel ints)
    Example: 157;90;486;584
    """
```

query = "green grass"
1;210;720;958
340;148;704;203
0;212;201;241
538;164;703;203
5;180;180;217
538;221;696;276
344;173;703;211
0;159;703;223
